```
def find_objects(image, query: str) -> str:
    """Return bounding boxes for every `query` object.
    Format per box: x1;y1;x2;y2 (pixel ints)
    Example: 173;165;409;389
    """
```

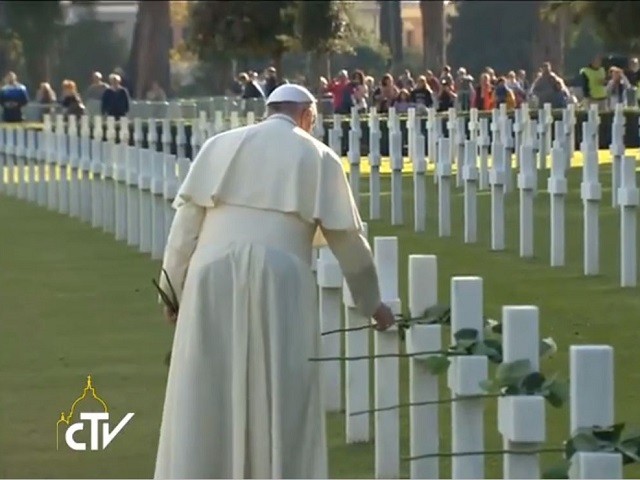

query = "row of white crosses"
0;108;263;242
5;103;637;288
322;102;640;289
0;114;218;262
320;102;572;231
313;235;621;479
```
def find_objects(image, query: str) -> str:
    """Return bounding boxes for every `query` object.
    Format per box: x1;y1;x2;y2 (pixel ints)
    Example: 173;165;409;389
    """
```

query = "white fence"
0;106;628;478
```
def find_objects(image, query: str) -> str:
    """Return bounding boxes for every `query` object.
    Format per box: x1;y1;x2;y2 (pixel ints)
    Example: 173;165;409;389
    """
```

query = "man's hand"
164;306;178;325
372;303;396;331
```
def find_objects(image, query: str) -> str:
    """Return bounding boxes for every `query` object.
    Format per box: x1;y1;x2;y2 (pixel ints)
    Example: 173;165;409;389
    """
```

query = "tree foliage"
187;0;362;79
448;0;540;76
188;0;295;71
544;1;640;51
283;0;354;55
57;20;128;92
3;1;63;87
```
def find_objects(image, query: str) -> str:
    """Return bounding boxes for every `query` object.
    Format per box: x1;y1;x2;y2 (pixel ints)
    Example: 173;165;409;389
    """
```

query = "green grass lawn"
2;163;640;478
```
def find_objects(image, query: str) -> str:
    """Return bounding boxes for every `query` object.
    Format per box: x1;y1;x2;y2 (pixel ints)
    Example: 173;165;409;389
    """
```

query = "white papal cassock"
154;113;381;479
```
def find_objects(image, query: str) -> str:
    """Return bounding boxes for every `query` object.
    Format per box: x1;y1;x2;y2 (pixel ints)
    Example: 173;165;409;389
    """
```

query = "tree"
127;0;172;99
543;1;640;51
379;0;403;70
448;1;541;77
3;1;63;89
420;0;444;70
189;1;295;75
282;0;357;78
531;1;566;76
56;20;128;92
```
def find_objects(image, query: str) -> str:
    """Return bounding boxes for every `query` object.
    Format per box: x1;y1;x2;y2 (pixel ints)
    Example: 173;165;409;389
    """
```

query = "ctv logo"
56;375;135;451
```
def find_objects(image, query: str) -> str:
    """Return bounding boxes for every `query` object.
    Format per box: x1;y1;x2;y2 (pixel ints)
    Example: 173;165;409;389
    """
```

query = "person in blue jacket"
0;71;29;123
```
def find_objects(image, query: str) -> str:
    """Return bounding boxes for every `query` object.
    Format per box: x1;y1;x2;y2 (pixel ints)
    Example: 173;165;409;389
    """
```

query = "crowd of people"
3;54;640;123
0;67;169;123
227;55;640;117
313;56;640;116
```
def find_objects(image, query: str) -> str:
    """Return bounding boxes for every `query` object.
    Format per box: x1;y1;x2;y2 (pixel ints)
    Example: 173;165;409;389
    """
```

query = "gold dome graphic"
56;375;109;450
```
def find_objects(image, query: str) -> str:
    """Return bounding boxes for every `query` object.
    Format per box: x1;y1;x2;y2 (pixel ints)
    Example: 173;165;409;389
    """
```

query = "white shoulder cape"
172;116;363;247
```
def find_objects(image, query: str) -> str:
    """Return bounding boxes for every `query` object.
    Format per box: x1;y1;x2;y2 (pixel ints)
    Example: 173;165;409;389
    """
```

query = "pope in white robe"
153;84;396;479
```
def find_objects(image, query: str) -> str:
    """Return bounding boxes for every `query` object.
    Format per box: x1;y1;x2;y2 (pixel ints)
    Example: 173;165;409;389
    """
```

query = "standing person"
606;66;630;110
84;72;109;102
425;70;441;97
153;83;395;478
624;57;640;107
580;55;607;110
392;88;412;113
263;67;279;97
529;62;559;107
60;80;85;118
516;69;529;93
35;82;57;121
146;81;167;101
473;73;494;111
239;72;265;100
506;71;526;106
101;73;130;119
437;79;457;112
455;68;474;111
410;75;434;113
328;70;350;113
0;72;29;123
494;77;516;109
372;73;398;113
347;69;368;113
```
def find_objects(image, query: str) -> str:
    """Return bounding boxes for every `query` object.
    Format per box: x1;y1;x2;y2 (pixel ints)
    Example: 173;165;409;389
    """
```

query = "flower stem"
405;446;565;461
349;393;503;416
321;314;443;336
308;349;449;362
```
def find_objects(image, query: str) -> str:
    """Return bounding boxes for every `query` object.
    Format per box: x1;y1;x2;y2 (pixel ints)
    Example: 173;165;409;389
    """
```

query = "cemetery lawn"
2;152;640;478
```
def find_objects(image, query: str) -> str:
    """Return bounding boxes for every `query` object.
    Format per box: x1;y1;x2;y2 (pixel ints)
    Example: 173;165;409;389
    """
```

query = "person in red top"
328;70;350;112
473;72;495;111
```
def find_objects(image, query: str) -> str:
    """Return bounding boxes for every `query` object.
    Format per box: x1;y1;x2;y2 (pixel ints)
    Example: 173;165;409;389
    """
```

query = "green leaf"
619;424;640;463
503;385;520;395
453;328;479;349
544;379;569;408
617;442;640;465
569;430;602;455
593;423;625;444
423;304;451;324
521;372;546;394
423;355;451;375
543;460;570;479
479;378;497;393
495;359;532;384
481;338;503;363
454;327;479;341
